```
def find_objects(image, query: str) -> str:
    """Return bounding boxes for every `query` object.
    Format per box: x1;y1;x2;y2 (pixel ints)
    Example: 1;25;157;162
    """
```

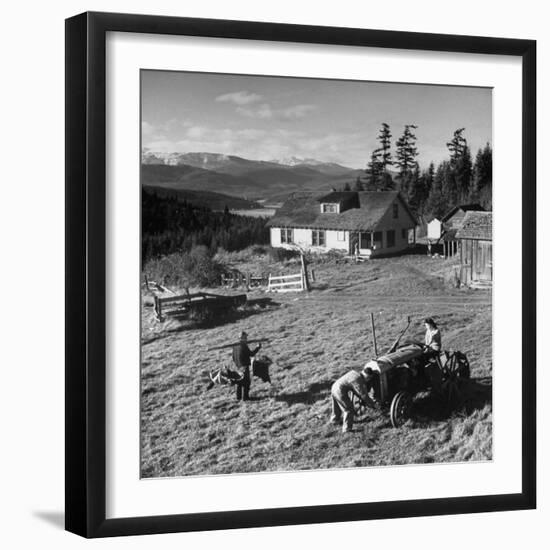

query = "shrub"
143;246;224;289
268;246;299;263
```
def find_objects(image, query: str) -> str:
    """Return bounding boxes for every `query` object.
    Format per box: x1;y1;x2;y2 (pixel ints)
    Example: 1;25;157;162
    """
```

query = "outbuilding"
456;211;492;287
441;204;485;258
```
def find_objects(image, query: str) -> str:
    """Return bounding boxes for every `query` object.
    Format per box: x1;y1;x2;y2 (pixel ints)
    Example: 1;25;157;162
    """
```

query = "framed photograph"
65;11;536;538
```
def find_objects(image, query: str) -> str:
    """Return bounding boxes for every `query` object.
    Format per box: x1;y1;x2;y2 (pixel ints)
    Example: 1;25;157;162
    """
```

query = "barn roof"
455;211;492;240
442;203;485;223
266;191;416;231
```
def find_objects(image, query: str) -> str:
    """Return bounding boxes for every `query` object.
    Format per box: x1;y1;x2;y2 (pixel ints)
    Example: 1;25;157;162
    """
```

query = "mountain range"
141;151;363;201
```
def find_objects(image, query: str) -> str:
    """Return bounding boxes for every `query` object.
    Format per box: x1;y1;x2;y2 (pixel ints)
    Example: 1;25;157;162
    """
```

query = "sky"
141;70;492;169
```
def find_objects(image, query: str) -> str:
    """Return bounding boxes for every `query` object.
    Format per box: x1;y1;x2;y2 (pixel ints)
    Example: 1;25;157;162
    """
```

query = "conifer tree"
446;128;467;165
395;125;419;185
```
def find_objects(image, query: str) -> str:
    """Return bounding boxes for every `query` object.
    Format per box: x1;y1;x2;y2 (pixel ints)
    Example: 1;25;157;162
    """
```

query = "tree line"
142;189;269;264
344;124;492;219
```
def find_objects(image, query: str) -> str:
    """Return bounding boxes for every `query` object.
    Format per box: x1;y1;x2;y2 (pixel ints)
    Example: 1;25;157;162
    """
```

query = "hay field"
141;252;492;478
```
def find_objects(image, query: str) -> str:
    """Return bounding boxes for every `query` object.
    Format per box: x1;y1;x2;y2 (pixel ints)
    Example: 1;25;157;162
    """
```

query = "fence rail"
267;272;305;292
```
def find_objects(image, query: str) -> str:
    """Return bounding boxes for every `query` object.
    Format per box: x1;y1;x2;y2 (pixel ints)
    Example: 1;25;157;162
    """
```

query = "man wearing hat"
330;367;376;433
232;331;262;401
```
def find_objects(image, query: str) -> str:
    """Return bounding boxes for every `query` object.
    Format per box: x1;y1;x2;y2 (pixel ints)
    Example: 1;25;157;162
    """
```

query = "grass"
140;251;492;478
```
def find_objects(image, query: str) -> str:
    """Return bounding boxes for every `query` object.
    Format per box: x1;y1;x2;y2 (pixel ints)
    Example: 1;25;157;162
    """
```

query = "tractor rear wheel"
441;352;470;409
390;391;413;428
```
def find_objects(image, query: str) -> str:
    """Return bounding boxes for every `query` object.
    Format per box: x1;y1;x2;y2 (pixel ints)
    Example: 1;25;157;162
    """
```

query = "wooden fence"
221;270;269;289
267;272;305;293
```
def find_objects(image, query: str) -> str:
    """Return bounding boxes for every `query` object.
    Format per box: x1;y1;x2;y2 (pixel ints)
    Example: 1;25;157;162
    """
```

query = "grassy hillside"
141;252;492;477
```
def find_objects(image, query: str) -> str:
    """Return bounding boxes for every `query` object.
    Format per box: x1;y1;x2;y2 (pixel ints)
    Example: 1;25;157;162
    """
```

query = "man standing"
330;367;376;433
232;331;261;401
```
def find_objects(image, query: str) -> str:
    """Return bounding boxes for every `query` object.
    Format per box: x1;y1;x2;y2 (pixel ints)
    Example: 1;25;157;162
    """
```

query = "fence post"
300;253;310;291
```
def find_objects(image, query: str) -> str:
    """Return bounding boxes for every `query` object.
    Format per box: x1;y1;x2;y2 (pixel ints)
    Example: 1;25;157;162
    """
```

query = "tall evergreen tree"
427;161;452;219
446;128;467;166
455;144;473;202
365;149;382;191
471;142;493;208
395;125;419;187
377;123;393;174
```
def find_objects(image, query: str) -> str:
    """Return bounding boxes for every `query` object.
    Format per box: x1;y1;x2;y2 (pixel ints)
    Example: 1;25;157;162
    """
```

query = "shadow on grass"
143;298;281;343
412;376;492;422
275;380;333;406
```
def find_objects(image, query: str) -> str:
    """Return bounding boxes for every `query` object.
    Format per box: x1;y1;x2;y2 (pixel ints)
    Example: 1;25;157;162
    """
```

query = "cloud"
236;103;274;119
279;104;316;119
235;103;316;120
215;91;263;105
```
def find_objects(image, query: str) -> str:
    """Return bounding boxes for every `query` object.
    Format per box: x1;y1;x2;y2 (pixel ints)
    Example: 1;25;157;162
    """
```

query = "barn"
267;190;417;257
441;204;485;258
456;211;492;287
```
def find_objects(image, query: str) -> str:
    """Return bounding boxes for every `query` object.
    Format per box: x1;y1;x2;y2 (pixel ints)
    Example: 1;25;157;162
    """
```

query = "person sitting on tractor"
423;317;442;358
232;331;261;401
330;367;376;433
423;318;444;393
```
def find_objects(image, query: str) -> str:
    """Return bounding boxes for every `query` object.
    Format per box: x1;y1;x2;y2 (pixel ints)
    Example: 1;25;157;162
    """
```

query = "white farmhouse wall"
270;227;282;247
291;228;312;248
270;227;348;252
427;219;442;240
368;198;416;254
325;230;348;251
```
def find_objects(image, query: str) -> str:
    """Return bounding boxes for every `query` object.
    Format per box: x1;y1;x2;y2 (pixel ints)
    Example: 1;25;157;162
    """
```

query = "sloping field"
141;253;492;478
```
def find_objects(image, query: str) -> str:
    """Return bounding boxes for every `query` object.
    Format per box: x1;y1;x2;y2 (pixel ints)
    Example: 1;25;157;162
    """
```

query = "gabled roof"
455;211;492;240
266;191;417;231
442;203;485;223
317;191;358;203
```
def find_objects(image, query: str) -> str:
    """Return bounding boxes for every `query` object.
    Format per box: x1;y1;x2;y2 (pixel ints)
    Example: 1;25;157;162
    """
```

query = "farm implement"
153;291;246;322
351;316;471;427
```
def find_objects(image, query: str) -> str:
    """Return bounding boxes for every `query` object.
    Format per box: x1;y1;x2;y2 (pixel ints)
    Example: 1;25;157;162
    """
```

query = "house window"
387;230;395;248
280;228;293;244
322;203;338;213
393;203;398;218
312;229;326;247
337;231;345;241
401;228;407;239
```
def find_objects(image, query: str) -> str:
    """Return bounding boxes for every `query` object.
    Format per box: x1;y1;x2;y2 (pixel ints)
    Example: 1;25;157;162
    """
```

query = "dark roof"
455;211;492;240
442;204;485;223
266;191;416;231
317;191;358;203
442;228;458;241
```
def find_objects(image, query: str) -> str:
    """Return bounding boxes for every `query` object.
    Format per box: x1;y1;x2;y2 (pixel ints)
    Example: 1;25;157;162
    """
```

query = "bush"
143;246;224;289
268;246;300;263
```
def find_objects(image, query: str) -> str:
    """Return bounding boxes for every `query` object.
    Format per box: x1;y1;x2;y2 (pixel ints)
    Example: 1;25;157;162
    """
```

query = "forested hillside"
142;188;269;264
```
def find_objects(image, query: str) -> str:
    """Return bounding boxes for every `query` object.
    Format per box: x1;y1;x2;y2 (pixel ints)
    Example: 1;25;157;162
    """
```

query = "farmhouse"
267;191;417;257
441;204;485;258
456;211;492;287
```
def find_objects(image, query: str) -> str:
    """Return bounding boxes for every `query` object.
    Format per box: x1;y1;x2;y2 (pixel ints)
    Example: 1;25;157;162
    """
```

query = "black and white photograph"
140;70;493;478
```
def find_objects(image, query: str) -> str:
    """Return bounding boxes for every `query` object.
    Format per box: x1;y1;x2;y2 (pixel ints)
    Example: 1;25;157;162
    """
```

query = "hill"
143;185;262;211
140;252;492;477
142;158;364;201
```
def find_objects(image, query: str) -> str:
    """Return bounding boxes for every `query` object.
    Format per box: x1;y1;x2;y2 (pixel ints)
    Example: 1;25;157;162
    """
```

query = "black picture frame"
65;11;536;538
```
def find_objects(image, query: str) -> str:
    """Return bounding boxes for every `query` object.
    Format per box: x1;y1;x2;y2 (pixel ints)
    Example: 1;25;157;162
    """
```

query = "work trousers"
330;384;354;433
236;367;251;401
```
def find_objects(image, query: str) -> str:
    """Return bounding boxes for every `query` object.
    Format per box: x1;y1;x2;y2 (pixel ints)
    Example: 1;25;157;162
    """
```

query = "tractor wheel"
390;391;413;428
349;392;369;420
441;352;470;409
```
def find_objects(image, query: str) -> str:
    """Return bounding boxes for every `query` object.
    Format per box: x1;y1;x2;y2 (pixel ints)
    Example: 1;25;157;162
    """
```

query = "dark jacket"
232;342;260;368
